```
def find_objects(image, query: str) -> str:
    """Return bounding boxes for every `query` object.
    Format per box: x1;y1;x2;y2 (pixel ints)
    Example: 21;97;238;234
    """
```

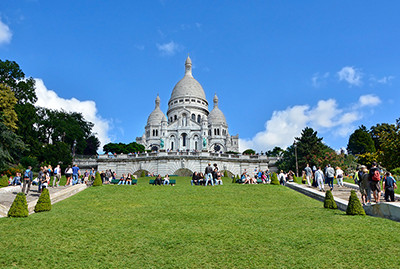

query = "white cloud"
34;78;111;150
358;94;381;107
238;97;366;152
377;76;394;84
311;72;329;88
337;66;362;86
156;41;181;56
0;19;12;44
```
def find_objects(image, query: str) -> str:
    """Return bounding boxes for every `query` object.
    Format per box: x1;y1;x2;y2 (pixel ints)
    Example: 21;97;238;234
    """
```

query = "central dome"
169;56;207;102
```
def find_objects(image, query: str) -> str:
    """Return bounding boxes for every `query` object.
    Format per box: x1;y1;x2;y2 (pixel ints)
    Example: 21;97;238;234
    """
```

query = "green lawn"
1;177;400;268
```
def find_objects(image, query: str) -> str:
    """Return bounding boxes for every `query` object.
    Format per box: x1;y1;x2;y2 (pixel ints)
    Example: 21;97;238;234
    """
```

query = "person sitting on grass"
216;171;223;185
243;173;252;184
198;172;205;185
261;172;267;184
191;172;199;185
118;174;126;185
163;174;170;185
125;173;132;185
154;174;163;185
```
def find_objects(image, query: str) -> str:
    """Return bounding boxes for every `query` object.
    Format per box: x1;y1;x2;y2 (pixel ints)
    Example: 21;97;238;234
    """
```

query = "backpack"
372;170;381;182
24;169;30;178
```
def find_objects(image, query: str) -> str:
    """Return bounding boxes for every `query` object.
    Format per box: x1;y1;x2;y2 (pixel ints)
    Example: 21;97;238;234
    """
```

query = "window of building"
179;99;183;103
174;115;177;121
182;133;187;147
197;115;201;123
185;99;189;102
191;114;196;121
217;129;220;135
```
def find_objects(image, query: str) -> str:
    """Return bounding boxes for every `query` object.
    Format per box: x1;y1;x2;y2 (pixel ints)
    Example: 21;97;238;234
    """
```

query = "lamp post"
294;141;299;178
72;139;77;162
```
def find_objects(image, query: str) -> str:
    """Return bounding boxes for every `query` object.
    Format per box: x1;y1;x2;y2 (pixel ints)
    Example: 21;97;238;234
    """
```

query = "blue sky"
0;1;399;152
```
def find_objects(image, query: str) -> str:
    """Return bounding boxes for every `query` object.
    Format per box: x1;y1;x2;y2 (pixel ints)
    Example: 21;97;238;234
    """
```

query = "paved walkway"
0;184;87;217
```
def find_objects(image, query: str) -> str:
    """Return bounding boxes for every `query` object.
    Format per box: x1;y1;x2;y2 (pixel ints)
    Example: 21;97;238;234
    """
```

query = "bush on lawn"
34;188;51;212
324;190;338;209
92;172;102;186
141;171;146;178
8;193;29;217
224;170;228;177
0;176;9;187
270;172;280;185
346;190;366;216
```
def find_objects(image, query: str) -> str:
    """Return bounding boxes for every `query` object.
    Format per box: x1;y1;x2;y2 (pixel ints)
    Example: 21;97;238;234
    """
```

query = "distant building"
136;56;239;153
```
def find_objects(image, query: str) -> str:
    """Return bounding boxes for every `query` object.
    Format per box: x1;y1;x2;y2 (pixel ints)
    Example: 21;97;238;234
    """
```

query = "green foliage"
223;170;228;177
34;188;51;212
347;126;376;155
324;190;338;209
242;149;255;155
39;142;72;168
8;192;29;217
266;146;284;157
92;172;102;186
391;167;400;176
140;170;146;178
103;142;145;154
20;156;39;170
270;172;279;185
0;175;8;187
0;84;18;131
346;190;366;216
83;135;100;155
376;119;400;170
0;120;26;170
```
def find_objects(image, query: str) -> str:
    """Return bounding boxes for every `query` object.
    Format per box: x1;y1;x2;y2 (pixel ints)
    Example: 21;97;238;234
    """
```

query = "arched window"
182;114;187;126
170;117;173;122
191;114;196;121
208;130;211;136
171;141;174;150
156;130;158;136
152;130;155;136
182;133;187;147
217;129;220;135
197;115;201;123
195;141;198;150
174;115;177;121
214;129;217;135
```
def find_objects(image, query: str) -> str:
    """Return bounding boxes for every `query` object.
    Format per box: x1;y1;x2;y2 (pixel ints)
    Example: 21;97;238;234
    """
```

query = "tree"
347;126;376;155
370;123;396;151
266;146;284;157
242;149;255;155
83;135;100;155
103;142;144;154
38;142;72;168
0;84;18;131
0;60;37;105
377;119;400;170
0;120;25;170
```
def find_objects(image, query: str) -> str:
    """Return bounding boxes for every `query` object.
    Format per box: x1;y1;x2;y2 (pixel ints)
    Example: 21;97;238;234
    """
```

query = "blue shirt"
72;166;80;175
384;176;396;188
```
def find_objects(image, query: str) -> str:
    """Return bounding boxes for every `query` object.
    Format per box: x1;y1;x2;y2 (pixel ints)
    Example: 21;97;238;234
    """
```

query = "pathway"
0;184;87;217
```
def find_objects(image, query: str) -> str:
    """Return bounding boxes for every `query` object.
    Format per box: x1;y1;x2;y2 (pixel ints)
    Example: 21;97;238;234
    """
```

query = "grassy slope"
1;177;400;268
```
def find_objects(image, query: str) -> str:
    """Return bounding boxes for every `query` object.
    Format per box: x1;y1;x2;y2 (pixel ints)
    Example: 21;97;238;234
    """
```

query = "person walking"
325;164;335;191
53;164;61;187
304;164;312;186
21;166;33;195
204;163;214;186
314;167;325;191
369;162;381;203
359;166;370;205
336;166;344;187
65;165;73;186
383;172;397;202
72;164;80;185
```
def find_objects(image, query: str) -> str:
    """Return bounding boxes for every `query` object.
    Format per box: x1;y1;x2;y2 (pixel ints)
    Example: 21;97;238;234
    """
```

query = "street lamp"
294;141;299;178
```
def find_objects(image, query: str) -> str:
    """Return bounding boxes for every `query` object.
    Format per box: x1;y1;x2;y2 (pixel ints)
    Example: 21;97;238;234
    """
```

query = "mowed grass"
1;177;400;268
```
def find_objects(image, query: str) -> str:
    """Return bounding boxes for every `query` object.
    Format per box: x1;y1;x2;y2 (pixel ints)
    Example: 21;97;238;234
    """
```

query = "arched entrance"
174;168;193;177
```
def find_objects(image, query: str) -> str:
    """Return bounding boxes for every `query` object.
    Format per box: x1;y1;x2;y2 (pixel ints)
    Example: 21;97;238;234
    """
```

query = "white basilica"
136;56;239;153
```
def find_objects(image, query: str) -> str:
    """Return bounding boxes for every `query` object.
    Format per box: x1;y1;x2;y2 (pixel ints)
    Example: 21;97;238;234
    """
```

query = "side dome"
208;94;227;125
169;56;207;101
147;95;167;124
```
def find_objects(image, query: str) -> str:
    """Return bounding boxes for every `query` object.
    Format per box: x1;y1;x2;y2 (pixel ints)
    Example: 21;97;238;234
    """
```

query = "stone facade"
136;56;239;153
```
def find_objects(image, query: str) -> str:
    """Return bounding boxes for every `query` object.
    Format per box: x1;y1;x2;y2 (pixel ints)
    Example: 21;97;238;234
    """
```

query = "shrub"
0;176;9;187
34;188;51;212
8;193;29;217
224;170;228;177
391;167;400;176
141;171;146;178
270;172;280;185
346;190;366;216
92;172;102;187
292;176;298;183
324;190;338;209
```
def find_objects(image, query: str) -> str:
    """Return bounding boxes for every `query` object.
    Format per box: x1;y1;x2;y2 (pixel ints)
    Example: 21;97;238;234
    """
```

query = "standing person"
383;172;397;202
369;162;381;203
21;166;33;195
65;165;73;186
315;167;325;192
204;163;214;186
72;164;80;185
105;169;112;183
336;166;344;187
359;166;370;205
278;170;286;186
38;167;44;192
53;165;61;187
304;164;313;187
325;164;335;191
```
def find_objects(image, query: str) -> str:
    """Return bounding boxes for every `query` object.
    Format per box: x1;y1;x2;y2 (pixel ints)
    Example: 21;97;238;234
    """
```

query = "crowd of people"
190;163;224;186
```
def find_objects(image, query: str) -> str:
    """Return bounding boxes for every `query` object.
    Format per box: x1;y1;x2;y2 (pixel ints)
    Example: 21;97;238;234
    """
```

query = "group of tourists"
116;173;135;185
354;162;397;204
238;169;271;184
153;174;171;185
191;163;223;186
